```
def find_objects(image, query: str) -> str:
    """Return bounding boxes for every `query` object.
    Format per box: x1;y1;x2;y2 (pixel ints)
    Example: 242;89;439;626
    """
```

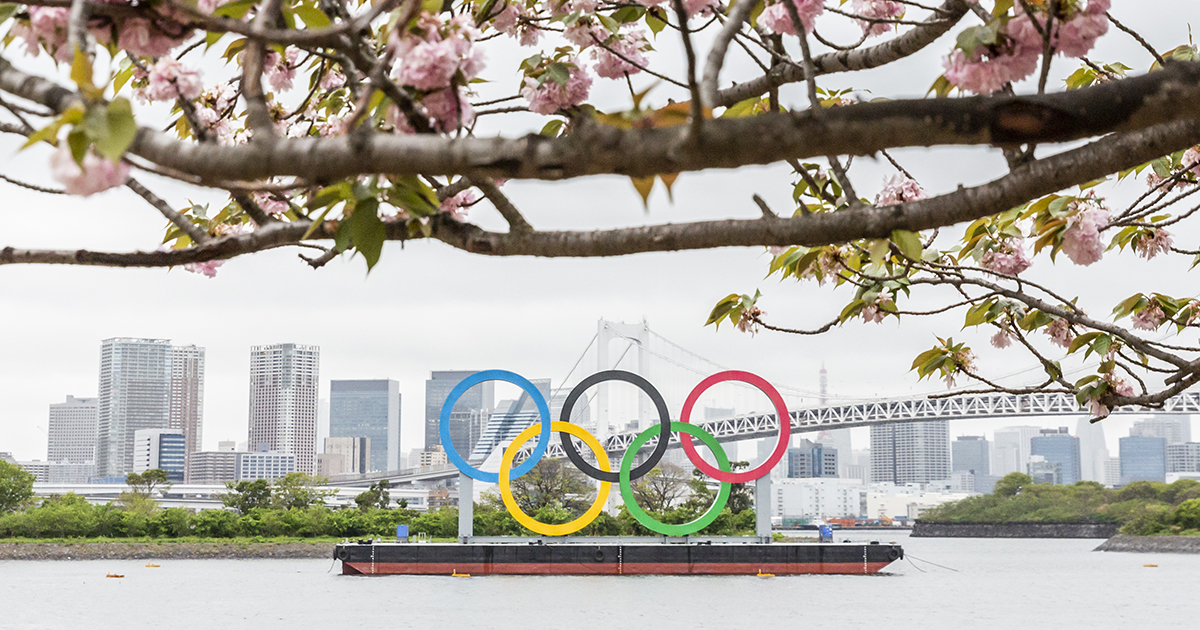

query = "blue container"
396;525;409;540
818;525;833;540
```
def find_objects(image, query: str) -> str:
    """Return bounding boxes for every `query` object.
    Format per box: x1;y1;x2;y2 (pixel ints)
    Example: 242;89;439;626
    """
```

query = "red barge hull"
335;541;903;576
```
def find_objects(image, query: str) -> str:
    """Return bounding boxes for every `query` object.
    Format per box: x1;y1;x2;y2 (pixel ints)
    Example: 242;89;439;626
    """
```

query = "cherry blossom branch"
465;177;532;233
700;0;758;108
715;0;970;106
241;0;284;138
746;312;840;335
124;177;210;244
0;172;63;194
1106;12;1166;68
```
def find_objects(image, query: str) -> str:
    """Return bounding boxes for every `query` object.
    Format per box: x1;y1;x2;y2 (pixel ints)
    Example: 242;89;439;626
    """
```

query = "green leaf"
927;75;952;98
96;98;137;161
292;4;332;28
539;119;565;137
66;128;89;163
213;0;258;20
611;6;646;23
1067;331;1103;355
545;62;570;87
890;229;922;261
338;198;386;271
0;3;20;23
645;7;667;35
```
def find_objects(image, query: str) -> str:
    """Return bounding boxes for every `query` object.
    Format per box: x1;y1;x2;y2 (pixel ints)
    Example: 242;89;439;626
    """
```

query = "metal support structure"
458;473;473;542
755;474;772;542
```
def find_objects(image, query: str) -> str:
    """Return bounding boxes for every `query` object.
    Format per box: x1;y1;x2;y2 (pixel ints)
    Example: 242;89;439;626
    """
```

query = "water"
2;533;1195;629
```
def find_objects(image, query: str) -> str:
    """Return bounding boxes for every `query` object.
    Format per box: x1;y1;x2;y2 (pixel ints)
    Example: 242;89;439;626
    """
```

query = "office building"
133;428;186;482
95;338;174;479
1030;427;1081;485
467;380;550;463
813;428;853;477
1027;455;1061;485
786;439;839;478
47;395;97;482
1130;416;1192;445
248;343;319;474
1167;442;1200;474
952;435;990;476
1104;457;1121;487
991;426;1041;477
425;370;494;454
186;450;240;484
773;478;864;522
869;421;951;485
419;446;448;467
328;380;400;472
235;451;297;481
1076;417;1110;483
169;345;205;455
1120;436;1167;484
324;436;370;475
17;460;48;482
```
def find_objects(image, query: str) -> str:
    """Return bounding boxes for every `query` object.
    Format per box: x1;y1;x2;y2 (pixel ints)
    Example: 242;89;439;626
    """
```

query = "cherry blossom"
861;289;894;324
1044;318;1074;349
980;238;1032;276
875;175;925;206
440;190;479;222
1060;201;1110;266
593;31;650;80
253;193;290;216
184;260;224;278
1131;303;1166;331
17;7;69;60
118;18;185;59
852;0;904;37
1182;147;1200;178
759;0;824;36
564;20;607;48
421;87;476;132
991;328;1013;349
1054;0;1111;58
49;144;130;196
264;48;300;92
521;61;592;115
1133;228;1172;259
143;58;203;103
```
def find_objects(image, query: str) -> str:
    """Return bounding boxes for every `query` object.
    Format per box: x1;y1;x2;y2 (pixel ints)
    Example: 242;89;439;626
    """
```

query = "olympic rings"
679;370;791;484
620;422;731;537
439;369;551;483
499;421;612;536
558;370;672;483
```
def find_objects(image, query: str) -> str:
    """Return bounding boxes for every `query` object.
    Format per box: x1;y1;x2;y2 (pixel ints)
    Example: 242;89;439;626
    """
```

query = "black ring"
336;547;349;561
593;549;605;562
558;370;671;483
888;548;901;561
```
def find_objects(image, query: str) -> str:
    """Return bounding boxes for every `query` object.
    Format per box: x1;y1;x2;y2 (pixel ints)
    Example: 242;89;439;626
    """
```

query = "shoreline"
0;541;334;560
1093;535;1200;554
912;521;1120;538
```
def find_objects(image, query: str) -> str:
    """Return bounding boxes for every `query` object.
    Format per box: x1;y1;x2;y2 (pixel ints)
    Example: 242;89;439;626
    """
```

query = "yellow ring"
499;421;611;536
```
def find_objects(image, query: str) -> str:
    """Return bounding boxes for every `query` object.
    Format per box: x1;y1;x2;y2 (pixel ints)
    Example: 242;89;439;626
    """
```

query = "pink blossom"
492;3;521;32
1110;376;1135;398
118;17;182;58
1131;304;1165;331
1054;0;1110;58
49;144;130;196
264;48;299;92
593;31;649;79
143;57;203;102
422;87;475;132
197;0;228;12
1182;147;1200;178
759;0;823;36
1087;398;1108;418
1133;228;1172;259
520;61;592;115
253;192;290;216
1044;318;1074;349
991;329;1013;349
875;175;925;206
564;21;607;48
1060;202;1109;266
440;190;478;222
862;289;894;324
980;238;1032;276
395;40;457;90
683;0;716;17
184;260;224;278
320;71;346;90
24;7;69;57
852;0;904;37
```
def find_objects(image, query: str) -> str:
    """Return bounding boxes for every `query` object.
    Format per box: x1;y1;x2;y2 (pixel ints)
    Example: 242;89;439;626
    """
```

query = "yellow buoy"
451;570;471;577
1144;564;1158;568
756;571;775;577
145;564;160;568
106;573;124;578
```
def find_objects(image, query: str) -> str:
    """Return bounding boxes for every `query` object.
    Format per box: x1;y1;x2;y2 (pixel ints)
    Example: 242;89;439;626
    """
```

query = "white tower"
595;318;651;443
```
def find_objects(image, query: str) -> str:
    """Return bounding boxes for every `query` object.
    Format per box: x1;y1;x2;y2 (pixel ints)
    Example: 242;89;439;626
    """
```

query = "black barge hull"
335;541;903;575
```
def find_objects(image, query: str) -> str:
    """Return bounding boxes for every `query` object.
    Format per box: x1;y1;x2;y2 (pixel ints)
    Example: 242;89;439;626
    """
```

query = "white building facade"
248;343;319;474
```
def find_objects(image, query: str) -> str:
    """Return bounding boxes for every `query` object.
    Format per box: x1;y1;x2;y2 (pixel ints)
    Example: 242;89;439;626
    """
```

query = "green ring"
619;421;731;537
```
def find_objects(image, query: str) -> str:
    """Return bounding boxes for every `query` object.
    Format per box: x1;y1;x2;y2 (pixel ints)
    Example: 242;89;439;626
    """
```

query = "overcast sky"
0;2;1194;461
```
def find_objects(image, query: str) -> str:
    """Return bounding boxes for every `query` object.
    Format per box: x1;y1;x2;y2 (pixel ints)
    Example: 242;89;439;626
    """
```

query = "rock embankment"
0;541;334;560
912;521;1120;538
1094;535;1200;553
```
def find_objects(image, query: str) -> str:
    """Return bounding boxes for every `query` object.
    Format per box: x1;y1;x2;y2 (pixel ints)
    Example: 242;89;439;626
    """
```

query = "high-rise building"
1167;443;1200;473
1119;436;1167;484
328;380;400;472
95;338;173;479
235;451;297;481
169;345;205;455
1130;416;1192;445
1076;417;1110;483
786;439;838;478
467;380;550;463
1030;427;1081;485
1104;457;1122;487
814;428;853;478
952;436;990;475
991;426;1041;477
323;436;370;475
47;396;97;482
869;421;950;485
133;428;186;482
248;343;319;474
425;371;494;452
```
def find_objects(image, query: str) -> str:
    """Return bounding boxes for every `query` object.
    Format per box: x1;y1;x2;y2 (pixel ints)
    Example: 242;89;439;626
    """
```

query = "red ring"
679;370;791;483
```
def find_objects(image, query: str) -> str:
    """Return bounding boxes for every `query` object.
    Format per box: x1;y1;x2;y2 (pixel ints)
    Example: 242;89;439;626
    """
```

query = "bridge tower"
596;318;651;443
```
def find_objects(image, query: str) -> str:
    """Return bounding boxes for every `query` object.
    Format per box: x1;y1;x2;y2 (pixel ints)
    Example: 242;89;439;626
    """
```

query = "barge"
334;540;904;576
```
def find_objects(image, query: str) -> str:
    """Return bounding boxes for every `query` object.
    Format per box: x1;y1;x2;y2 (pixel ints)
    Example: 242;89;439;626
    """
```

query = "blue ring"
439;370;551;482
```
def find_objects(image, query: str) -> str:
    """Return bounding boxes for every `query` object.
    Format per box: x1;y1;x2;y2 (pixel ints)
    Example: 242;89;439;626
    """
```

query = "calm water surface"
2;532;1195;629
